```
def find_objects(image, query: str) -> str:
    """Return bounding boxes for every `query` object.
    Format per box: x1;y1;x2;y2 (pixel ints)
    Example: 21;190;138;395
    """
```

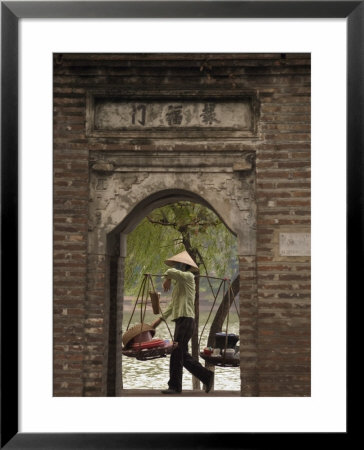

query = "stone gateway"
53;53;311;397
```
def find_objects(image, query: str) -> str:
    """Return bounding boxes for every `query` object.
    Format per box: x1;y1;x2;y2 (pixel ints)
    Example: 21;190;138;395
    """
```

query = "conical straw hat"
164;250;199;272
122;323;156;347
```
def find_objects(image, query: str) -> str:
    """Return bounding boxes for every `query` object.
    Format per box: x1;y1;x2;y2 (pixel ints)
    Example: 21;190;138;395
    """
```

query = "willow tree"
124;201;238;389
125;202;237;290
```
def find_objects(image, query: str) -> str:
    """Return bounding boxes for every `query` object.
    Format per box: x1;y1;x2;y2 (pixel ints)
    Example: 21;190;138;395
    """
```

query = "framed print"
1;1;357;448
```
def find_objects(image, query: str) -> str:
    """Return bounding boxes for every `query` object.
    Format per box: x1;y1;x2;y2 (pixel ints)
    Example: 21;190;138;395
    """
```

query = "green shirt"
161;268;195;321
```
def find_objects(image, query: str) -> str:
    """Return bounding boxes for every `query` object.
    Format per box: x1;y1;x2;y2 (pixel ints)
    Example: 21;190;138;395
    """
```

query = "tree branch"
146;216;177;227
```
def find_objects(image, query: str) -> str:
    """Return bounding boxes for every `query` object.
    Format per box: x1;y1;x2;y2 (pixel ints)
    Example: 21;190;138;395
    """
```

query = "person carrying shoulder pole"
151;250;214;394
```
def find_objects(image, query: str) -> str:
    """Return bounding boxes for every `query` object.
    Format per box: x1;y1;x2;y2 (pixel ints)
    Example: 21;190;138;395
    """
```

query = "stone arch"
86;153;258;396
111;188;237;236
107;189;241;395
88;160;257;257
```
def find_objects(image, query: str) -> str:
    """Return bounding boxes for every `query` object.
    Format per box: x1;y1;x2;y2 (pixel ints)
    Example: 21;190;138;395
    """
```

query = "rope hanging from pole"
147;273;174;342
122;273;176;361
199;277;240;368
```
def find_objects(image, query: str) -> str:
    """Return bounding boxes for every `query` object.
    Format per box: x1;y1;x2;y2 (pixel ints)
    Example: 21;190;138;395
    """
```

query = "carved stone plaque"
94;100;252;130
279;233;311;257
86;91;258;139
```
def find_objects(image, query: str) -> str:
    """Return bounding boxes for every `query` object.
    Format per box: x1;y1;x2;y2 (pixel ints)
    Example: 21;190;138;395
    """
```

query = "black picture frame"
1;1;356;448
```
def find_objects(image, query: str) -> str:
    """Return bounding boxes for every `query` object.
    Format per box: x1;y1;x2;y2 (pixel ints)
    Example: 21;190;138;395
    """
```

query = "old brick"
53;53;311;398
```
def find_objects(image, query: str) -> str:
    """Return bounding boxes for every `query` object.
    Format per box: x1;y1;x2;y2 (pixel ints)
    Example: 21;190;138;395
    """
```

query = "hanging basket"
198;278;240;368
199;352;240;367
121;274;176;362
122;340;177;361
122;323;156;348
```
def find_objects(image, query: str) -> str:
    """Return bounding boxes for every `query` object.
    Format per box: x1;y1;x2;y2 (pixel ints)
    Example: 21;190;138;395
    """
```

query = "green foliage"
125;201;237;295
124;217;183;292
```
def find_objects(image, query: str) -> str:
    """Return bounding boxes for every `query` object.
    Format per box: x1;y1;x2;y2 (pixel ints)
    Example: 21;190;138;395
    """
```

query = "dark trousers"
168;317;212;392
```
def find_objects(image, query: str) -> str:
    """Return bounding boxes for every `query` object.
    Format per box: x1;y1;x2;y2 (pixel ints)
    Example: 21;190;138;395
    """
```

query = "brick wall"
255;56;310;396
53;53;310;397
53;86;89;395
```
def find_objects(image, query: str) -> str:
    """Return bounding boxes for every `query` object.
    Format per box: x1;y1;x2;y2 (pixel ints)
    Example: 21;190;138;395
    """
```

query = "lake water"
122;310;240;391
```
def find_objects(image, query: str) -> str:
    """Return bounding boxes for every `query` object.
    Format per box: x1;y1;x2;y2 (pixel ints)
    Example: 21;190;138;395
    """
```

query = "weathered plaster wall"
88;151;256;255
53;53;310;397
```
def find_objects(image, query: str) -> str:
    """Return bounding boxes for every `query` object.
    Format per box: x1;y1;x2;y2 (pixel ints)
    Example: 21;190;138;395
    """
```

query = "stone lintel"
91;151;256;173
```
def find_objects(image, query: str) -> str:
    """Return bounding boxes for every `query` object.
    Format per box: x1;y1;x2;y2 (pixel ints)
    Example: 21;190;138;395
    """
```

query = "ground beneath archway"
119;389;240;396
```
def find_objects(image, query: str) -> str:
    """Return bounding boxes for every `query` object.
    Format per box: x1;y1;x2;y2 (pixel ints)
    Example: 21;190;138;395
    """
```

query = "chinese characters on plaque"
94;100;252;130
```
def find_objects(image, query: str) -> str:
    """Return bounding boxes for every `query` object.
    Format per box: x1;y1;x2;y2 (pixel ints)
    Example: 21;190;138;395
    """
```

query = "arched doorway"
103;189;253;395
120;199;239;393
86;149;257;396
